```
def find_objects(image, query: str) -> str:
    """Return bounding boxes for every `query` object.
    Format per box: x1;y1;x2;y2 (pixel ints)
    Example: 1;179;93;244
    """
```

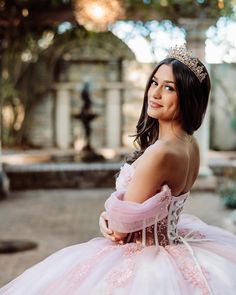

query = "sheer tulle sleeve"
104;185;172;233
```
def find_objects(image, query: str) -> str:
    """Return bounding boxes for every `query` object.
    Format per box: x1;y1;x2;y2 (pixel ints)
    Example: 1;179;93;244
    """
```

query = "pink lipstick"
149;101;162;108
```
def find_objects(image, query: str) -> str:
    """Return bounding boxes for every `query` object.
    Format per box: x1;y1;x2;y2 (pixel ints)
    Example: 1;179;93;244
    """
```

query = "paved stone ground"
0;188;235;287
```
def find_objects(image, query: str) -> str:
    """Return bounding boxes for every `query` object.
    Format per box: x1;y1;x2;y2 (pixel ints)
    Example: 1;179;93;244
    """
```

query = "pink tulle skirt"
1;214;236;295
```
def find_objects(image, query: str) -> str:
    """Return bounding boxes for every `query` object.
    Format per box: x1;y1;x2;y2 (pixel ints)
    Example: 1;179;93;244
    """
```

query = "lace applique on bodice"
105;163;189;247
126;193;188;247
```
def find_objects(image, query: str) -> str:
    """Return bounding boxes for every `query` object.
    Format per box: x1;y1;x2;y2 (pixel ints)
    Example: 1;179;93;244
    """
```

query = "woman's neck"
158;121;188;141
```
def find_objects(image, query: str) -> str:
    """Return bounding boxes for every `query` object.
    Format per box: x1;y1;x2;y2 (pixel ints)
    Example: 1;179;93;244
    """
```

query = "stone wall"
210;64;236;150
19;25;236;152
25;57;236;151
26;94;54;147
122;61;154;147
25;59;154;150
24;31;138;149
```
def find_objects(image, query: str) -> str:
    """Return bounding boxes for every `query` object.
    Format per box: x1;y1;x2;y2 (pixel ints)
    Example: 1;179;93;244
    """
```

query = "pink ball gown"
1;163;236;294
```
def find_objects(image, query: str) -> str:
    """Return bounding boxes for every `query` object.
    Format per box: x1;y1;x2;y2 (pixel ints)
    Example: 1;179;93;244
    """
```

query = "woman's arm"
112;146;174;239
100;145;176;242
123;146;171;203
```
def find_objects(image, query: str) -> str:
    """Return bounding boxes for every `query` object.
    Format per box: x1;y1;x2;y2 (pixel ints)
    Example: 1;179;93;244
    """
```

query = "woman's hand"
113;231;128;243
99;211;115;241
99;211;127;244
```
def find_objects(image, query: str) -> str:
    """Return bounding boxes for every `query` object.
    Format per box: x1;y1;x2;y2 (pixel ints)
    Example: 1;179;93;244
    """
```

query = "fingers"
99;212;125;243
99;212;113;239
100;212;113;234
113;232;127;244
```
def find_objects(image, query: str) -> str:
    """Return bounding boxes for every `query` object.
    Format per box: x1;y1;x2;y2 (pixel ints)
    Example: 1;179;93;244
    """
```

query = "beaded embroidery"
128;216;169;247
105;258;135;294
104;244;144;294
166;245;211;295
65;245;116;288
179;228;207;240
126;194;188;247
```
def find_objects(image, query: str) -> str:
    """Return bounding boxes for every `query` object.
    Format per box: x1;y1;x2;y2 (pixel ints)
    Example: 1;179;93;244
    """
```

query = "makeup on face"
147;65;179;120
149;101;163;109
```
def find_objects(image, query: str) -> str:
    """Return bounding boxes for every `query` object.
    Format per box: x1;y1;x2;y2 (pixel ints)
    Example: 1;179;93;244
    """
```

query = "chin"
147;114;159;120
147;109;159;119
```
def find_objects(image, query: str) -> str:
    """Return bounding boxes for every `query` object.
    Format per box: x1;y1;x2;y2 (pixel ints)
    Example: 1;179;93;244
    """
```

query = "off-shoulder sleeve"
104;185;172;233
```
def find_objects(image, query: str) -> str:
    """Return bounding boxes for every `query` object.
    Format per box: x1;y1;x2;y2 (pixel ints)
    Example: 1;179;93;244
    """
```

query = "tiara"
166;44;207;83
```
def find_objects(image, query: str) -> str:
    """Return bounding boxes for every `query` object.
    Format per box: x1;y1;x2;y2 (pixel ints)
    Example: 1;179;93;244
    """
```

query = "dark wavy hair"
127;57;211;164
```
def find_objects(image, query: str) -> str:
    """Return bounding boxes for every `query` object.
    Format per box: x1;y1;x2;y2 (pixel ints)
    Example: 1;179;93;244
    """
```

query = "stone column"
0;47;9;198
179;18;213;176
104;83;123;148
55;86;71;149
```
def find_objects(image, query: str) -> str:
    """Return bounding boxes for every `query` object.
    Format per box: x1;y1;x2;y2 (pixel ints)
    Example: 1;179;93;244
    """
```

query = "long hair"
127;57;211;164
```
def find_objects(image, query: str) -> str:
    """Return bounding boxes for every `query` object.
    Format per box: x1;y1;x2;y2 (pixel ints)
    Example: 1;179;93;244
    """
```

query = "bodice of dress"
105;163;189;247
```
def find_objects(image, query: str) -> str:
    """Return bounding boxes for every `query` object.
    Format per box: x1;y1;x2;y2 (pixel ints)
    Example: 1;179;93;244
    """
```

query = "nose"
152;85;161;99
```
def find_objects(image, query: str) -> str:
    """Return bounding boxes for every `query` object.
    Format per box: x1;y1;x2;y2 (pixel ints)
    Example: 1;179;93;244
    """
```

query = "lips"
149;101;163;108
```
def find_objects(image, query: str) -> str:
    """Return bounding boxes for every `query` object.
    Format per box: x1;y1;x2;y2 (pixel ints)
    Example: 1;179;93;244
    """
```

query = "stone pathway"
0;188;235;287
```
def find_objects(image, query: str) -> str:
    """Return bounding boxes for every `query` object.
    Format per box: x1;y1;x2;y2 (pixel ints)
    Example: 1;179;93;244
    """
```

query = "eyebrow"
153;76;176;84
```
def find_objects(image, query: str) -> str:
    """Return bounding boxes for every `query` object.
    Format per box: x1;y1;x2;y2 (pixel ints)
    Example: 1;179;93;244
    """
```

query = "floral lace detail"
179;228;207;240
105;258;135;294
115;163;134;191
123;243;145;257
65;245;116;288
166;245;211;295
114;163;189;247
159;191;172;202
104;244;144;294
126;194;188;247
128;217;169;247
156;216;169;246
43;244;117;294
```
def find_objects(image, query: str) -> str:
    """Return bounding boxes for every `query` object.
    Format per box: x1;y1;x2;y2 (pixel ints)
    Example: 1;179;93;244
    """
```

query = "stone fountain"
72;82;104;162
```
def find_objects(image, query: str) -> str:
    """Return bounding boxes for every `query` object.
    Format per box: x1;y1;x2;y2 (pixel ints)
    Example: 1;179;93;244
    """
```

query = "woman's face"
147;64;180;122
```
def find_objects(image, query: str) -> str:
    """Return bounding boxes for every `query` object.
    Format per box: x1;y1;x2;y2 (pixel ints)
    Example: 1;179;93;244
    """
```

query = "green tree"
0;0;235;146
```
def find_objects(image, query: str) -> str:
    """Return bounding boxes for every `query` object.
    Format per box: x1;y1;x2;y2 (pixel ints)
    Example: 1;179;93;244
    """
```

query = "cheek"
172;100;179;110
171;93;179;107
167;96;178;109
172;101;181;119
167;96;180;116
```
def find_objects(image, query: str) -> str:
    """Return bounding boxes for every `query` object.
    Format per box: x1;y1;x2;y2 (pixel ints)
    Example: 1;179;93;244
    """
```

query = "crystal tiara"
166;44;207;83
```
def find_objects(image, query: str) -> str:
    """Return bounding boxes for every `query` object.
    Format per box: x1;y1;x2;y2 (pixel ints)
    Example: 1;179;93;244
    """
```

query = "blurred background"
0;0;236;286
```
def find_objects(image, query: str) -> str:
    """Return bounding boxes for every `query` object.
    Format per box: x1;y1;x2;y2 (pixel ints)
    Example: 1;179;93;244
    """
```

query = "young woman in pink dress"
1;45;236;294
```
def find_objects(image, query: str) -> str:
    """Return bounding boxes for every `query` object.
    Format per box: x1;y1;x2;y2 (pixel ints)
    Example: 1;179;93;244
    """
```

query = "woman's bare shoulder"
191;136;200;153
145;140;182;159
136;141;180;174
124;144;174;203
142;139;193;176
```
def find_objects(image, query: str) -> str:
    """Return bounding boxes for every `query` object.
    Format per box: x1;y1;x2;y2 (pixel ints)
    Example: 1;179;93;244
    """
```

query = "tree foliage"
0;0;235;146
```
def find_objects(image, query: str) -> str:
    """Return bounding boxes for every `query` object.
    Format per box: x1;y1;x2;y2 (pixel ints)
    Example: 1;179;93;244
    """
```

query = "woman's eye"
151;79;158;86
165;85;174;91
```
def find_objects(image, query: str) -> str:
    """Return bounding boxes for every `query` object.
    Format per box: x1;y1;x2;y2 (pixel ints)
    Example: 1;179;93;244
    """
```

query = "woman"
1;45;236;294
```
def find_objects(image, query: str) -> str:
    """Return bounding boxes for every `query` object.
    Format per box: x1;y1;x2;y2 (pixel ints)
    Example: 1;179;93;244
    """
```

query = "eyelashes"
151;79;158;86
150;80;175;92
165;85;175;91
